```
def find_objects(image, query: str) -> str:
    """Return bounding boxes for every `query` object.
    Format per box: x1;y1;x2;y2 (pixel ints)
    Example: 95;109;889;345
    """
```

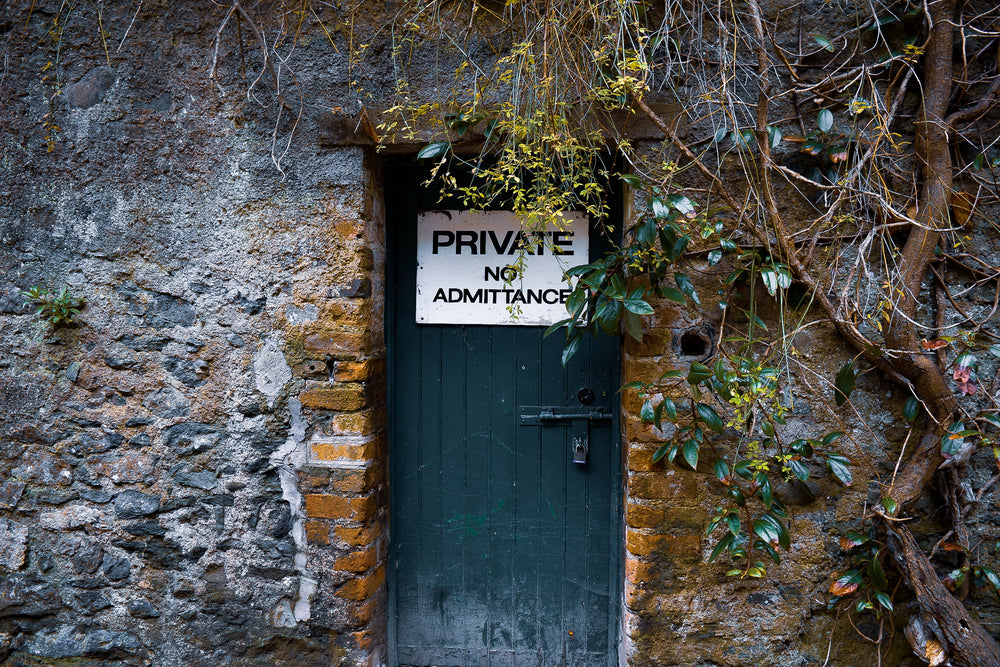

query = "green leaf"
988;344;1000;358
564;263;596;277
956;351;978;369
661;287;687;303
829;569;862;596
652;442;671;464
661;397;677;423
682;439;699;469
834;361;856;405
707;249;722;265
757;539;781;564
881;496;898;516
561;336;581;367
543;318;571;338
789;439;813;457
817;109;834;133
761;268;780;297
640;399;656;423
753;518;780;545
825;452;853;486
873;590;893;611
709;533;734;562
713;358;726;382
713;458;730;483
813;33;835;51
635;220;657;247
696;403;725;433
668;194;696;217
941;421;967;458
670;235;691;262
788;459;810;482
757;473;773;510
822;431;844;446
417;141;450;159
868;555;888;590
840;531;868;548
766;125;782;148
981;566;1000;593
748;313;768;331
623;310;643;342
687;361;713;384
720;238;738;251
903;396;921;422
724;512;740;536
623;297;654;315
565;288;587;318
621;173;643;188
651;198;671;219
674;273;699;305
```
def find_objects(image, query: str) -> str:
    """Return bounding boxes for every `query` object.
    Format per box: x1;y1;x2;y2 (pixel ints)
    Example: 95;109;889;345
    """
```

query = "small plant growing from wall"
21;286;85;326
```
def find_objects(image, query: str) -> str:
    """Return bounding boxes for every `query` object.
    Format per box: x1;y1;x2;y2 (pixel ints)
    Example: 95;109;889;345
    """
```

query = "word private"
415;210;589;325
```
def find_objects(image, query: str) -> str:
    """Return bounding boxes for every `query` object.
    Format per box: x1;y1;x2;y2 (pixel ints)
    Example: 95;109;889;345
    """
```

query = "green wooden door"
386;163;621;667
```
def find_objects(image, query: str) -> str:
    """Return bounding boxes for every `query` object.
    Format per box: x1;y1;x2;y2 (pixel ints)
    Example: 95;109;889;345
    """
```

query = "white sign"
416;210;589;325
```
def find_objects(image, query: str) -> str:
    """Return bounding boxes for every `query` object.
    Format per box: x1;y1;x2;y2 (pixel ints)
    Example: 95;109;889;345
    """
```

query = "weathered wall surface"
1;2;998;666
1;2;387;664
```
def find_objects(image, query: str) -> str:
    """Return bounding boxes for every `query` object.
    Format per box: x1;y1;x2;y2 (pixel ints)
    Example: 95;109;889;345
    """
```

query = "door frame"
382;157;624;666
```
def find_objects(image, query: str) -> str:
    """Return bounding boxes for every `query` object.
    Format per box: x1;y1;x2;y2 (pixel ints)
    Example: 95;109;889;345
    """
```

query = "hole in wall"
785;282;810;309
676;325;714;358
680;332;708;357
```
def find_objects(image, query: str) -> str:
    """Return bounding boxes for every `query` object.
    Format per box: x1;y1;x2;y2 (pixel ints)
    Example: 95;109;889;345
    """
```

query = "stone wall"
1;2;999;666
0;2;389;663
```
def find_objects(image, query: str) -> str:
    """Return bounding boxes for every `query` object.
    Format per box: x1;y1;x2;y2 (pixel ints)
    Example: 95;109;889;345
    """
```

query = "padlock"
572;437;588;464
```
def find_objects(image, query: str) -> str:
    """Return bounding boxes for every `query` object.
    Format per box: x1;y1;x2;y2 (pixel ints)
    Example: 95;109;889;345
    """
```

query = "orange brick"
348;595;379;625
629;471;700;500
662;533;701;559
626;502;665;528
624;329;671;357
624;359;675;386
626;529;664;557
334;358;385;382
305;331;373;358
296;359;329;379
330;466;382;495
304;494;377;521
321;298;373;326
334;523;383;548
338;564;386;601
335;542;379;573
300;385;367;411
626;529;700;560
311;436;377;461
350;628;380;653
626;443;661;470
623;579;645;607
326;410;385;436
305;520;331;546
625;555;659;584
